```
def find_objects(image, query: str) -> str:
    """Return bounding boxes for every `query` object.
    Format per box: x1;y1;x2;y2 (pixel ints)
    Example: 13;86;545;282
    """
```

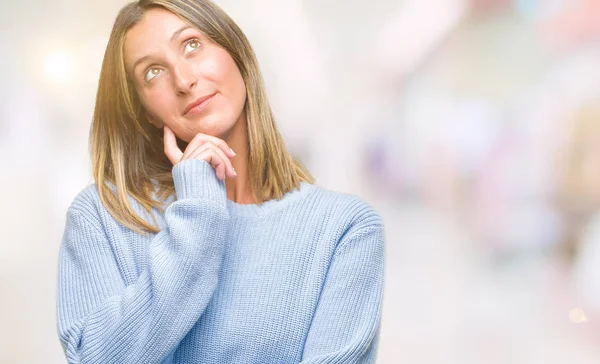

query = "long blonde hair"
91;0;314;235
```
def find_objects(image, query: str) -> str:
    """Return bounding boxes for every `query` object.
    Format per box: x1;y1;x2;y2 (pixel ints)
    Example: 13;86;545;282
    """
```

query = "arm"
300;212;386;364
56;159;227;364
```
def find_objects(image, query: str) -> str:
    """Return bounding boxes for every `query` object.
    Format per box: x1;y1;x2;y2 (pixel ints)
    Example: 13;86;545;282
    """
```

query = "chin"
188;119;233;139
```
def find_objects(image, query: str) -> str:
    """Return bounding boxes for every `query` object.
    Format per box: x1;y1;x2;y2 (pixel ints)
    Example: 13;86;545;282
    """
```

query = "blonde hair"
91;0;314;235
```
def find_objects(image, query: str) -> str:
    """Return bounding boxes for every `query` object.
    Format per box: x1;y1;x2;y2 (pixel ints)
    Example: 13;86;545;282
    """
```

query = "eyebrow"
131;25;193;74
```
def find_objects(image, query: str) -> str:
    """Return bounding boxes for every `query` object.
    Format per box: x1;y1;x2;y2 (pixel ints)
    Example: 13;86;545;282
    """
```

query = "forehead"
123;7;191;66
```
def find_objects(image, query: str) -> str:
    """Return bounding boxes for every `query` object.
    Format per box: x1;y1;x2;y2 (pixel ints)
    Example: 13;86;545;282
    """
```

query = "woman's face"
124;7;247;142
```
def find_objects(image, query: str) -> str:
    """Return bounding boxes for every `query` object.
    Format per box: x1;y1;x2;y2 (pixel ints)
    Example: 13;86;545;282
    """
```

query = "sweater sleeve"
56;159;228;364
300;210;386;364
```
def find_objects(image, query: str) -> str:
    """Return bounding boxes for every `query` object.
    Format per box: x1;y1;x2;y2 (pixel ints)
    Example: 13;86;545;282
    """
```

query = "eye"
144;67;162;82
184;39;201;54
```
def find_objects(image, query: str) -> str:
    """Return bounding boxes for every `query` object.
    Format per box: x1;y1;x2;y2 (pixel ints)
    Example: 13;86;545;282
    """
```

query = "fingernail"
230;148;236;156
232;167;237;176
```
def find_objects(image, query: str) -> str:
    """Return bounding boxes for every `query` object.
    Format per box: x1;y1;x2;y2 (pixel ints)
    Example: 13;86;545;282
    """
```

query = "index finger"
182;132;237;160
163;126;184;165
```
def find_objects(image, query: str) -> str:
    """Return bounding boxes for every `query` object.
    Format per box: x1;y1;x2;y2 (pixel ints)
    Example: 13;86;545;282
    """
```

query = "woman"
56;0;386;363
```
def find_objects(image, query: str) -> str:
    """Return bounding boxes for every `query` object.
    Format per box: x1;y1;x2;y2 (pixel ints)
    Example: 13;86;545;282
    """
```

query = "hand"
163;125;237;181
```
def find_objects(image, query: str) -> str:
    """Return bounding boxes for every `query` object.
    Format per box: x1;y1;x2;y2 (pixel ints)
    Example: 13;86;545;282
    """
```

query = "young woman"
56;0;386;363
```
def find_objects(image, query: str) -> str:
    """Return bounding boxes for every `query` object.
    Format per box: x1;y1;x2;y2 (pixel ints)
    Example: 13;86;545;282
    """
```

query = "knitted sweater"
56;158;386;364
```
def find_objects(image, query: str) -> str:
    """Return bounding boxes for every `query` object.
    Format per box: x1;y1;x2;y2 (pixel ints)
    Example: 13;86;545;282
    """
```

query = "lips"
183;93;216;115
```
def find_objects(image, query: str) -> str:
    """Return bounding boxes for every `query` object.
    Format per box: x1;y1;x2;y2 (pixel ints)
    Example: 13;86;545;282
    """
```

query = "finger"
163;126;184;165
204;143;237;178
188;143;237;178
210;137;237;159
188;145;232;180
181;136;206;161
194;149;225;180
216;163;226;181
183;132;236;160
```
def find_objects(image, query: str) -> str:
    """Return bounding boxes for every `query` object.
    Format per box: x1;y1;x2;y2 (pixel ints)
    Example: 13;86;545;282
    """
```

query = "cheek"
208;52;246;102
228;63;247;106
226;67;247;113
141;89;172;117
235;75;247;104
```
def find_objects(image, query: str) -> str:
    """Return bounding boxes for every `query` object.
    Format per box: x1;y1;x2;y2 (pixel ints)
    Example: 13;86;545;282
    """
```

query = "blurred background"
2;0;600;362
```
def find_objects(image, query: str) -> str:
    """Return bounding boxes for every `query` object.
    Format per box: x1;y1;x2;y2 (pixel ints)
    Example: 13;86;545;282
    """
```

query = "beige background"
2;0;600;362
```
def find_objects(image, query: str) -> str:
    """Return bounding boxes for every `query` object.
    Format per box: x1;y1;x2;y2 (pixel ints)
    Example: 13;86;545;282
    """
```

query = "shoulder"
66;181;168;233
65;183;108;228
307;184;385;239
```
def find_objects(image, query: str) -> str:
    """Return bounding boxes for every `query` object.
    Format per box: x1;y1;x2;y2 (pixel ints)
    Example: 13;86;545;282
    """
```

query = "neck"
222;111;255;204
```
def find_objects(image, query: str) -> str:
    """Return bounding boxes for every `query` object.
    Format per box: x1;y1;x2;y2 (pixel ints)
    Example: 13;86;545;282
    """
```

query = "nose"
172;61;197;95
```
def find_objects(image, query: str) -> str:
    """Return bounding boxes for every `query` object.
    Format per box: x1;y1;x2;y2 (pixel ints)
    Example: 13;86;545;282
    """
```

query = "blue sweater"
56;159;386;364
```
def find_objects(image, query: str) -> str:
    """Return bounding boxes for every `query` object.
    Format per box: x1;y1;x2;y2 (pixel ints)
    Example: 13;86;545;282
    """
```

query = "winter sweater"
56;158;386;364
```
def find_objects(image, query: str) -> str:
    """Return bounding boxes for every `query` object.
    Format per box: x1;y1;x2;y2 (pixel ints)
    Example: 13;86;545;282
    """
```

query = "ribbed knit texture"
56;158;386;364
